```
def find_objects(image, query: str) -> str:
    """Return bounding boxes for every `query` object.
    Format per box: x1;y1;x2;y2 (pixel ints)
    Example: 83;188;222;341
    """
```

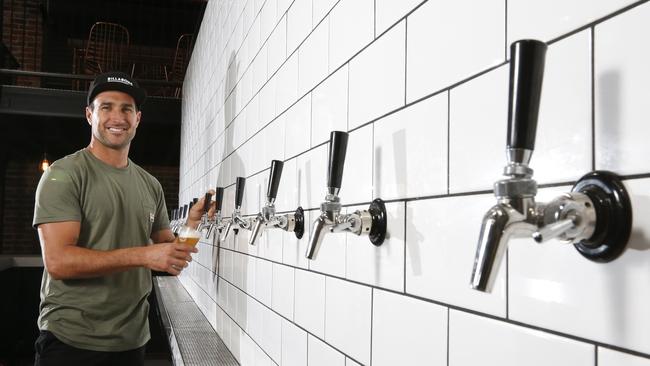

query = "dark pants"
34;330;145;366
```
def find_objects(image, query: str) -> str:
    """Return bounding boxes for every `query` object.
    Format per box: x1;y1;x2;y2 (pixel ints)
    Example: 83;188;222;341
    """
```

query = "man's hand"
186;189;217;229
145;242;198;276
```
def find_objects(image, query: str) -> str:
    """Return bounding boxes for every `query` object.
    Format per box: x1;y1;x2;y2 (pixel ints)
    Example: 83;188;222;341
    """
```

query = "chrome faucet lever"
305;131;387;260
222;177;253;241
249;160;305;246
470;39;632;293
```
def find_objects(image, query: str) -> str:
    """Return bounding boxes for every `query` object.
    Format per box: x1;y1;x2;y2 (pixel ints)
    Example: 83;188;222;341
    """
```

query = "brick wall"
2;0;43;86
0;160;179;254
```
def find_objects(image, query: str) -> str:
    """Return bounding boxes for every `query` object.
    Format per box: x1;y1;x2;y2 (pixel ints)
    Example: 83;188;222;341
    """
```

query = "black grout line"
404;17;408;106
446;90;450;195
591;26;596;171
403;200;407;294
595;344;599;366
446;308;450;366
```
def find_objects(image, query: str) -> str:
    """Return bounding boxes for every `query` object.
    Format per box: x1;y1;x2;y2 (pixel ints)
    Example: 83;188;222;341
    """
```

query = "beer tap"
249;160;305;245
204;187;226;240
197;191;213;234
305;131;387;260
470;39;632;293
172;204;188;235
222;177;252;240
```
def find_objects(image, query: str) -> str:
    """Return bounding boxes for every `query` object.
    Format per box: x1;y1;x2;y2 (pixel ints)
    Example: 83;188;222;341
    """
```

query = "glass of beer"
176;225;201;246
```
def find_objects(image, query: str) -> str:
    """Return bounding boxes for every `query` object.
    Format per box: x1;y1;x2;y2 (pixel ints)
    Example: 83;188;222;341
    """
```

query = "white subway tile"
247;295;263;341
372;289;447;366
261;307;282;363
243;250;256;296
508;0;637;45
276;157;299;212
599;347;650;366
284;94;312;159
407;0;504;102
282;319;308;366
308;210;347;278
294;269;326;337
509;179;650;355
278;0;292;18
329;0;374;71
260;0;278;43
268;15;287;76
375;0;423;36
276;54;300;115
272;262;295;320
348;20;405;130
287;0;313;55
297;144;328;209
258;228;283;263
298;18;329;97
308;335;345;366
340;125;373;203
595;2;650;174
255;257;273;307
449;310;594;366
283;226;310;270
346;202;405;292
373;92;448;200
406;194;507;317
325;277;372;365
263;115;285;163
345;358;361;366
449;65;508;193
313;0;337;26
311;66;349;147
259;77;277;126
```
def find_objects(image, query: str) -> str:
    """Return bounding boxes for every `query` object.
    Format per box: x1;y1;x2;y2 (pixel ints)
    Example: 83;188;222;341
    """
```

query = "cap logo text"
107;76;133;86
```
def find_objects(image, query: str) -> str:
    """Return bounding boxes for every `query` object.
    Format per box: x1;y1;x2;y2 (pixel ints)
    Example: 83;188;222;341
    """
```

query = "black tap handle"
214;187;224;212
203;192;213;214
189;200;195;211
183;204;188;219
507;39;547;151
267;160;284;200
193;197;199;205
327;131;349;189
235;177;246;208
173;209;178;220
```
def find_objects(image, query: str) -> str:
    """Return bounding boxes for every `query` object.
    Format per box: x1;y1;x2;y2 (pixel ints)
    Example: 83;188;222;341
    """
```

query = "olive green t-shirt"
33;148;170;352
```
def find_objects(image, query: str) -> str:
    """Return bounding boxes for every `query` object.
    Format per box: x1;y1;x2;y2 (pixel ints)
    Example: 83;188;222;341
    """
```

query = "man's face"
86;91;141;150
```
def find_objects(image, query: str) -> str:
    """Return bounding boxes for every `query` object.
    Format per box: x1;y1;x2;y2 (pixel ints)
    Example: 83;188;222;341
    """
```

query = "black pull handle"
183;204;188;219
214;187;224;212
267;160;284;200
507;39;547;151
235;177;246;208
328;131;349;189
189;200;196;211
203;192;213;214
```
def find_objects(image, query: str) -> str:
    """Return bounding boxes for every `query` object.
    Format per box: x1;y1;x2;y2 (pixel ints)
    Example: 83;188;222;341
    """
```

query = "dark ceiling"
0;0;206;166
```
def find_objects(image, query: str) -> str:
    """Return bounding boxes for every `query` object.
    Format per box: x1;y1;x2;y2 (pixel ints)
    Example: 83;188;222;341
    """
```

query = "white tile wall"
181;0;650;365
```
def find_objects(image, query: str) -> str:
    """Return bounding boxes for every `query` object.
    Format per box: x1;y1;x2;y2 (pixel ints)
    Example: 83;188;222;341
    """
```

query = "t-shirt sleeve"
151;181;170;232
33;165;81;228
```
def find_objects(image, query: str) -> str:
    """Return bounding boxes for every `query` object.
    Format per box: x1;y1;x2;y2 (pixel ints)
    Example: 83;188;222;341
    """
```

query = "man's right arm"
38;221;197;279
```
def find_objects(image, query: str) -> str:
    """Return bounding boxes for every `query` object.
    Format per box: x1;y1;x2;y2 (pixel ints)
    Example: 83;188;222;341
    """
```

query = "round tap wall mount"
571;171;632;262
369;198;388;246
294;206;305;239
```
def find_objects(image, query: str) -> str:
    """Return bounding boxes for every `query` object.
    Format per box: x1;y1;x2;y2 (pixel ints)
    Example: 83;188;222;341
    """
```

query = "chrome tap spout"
305;214;333;260
249;215;265;246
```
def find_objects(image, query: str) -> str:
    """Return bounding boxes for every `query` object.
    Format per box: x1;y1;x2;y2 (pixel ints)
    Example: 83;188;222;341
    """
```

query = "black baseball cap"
87;71;147;108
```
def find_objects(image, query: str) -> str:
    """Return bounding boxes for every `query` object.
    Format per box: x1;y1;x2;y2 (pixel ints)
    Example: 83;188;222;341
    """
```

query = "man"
32;71;213;365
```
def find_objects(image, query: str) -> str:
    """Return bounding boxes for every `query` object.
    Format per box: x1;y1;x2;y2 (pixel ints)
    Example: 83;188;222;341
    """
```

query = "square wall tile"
284;94;312;159
509;179;650;355
449;310;594;366
325;277;372;365
508;0;637;45
294;269;326;337
328;0;374;72
373;92;447;200
346;202;405;292
348;20;405;130
372;289;447;366
449;65;508;193
298;144;328;209
340;125;373;203
298;18;329;97
311;66;349;147
406;194;507;317
599;347;650;366
375;0;424;36
282;319;308;366
255;257;273;307
308;334;345;366
272;262;295;320
595;2;650;174
287;0;313;55
407;0;504;102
